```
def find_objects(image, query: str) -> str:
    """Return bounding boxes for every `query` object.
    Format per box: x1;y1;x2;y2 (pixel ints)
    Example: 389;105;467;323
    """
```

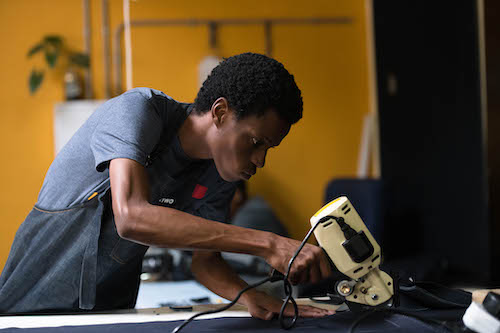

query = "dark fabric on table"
0;307;465;332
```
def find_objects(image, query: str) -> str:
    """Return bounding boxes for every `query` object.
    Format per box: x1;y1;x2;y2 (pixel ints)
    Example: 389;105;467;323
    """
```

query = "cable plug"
334;217;358;239
321;215;357;239
320;216;374;263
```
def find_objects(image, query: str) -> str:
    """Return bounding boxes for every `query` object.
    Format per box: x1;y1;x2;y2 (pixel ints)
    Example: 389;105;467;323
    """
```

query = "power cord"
171;215;335;333
278;215;334;329
171;274;280;333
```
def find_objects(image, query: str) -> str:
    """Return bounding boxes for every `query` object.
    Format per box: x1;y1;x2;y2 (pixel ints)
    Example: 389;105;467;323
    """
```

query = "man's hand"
241;289;335;321
263;235;332;285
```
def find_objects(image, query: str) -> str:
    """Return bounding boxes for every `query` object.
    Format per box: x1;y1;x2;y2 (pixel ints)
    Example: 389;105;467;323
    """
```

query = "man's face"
212;108;291;182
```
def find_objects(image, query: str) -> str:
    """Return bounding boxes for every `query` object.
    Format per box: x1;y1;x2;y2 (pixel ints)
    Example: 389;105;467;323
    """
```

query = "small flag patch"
192;184;207;199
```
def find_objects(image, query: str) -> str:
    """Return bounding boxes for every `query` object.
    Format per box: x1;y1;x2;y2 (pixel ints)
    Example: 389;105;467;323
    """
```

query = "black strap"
146;103;193;167
399;281;472;309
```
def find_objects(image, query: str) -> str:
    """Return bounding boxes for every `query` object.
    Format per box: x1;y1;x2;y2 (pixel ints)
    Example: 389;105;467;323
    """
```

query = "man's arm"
191;251;335;320
109;158;332;284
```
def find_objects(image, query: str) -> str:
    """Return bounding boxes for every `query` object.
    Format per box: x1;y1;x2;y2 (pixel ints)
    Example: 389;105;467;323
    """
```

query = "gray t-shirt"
37;87;235;223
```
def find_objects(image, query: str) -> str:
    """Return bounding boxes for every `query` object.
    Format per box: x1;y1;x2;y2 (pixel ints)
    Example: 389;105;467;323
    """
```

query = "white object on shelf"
198;55;221;87
54;100;105;155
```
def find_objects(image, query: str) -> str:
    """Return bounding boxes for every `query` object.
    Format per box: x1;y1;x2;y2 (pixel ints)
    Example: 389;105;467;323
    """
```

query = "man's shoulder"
117;87;191;118
121;87;179;104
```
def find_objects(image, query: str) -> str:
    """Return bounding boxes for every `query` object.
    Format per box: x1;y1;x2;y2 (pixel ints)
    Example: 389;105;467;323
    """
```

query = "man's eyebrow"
264;136;277;147
252;132;276;147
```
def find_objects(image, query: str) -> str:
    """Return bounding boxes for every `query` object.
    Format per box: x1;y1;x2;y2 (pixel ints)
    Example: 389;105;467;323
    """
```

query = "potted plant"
27;35;89;99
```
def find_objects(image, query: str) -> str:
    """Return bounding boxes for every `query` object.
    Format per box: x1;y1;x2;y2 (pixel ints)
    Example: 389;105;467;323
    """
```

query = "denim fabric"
0;196;92;312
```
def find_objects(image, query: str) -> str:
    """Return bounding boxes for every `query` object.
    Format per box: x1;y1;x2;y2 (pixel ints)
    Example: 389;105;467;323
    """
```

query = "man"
0;53;333;320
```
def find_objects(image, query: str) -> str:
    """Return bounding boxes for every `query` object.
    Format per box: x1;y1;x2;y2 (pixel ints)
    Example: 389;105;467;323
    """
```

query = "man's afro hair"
194;53;303;125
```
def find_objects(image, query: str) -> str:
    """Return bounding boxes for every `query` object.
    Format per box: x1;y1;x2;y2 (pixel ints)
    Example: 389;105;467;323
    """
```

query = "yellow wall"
0;0;371;270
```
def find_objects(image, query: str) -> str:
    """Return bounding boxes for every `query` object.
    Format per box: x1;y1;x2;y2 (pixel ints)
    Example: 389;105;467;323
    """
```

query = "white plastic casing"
310;196;382;280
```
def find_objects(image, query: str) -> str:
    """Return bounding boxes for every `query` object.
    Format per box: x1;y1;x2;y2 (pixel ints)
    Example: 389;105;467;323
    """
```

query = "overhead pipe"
123;0;133;92
264;20;272;57
102;0;111;99
82;0;92;98
112;17;353;96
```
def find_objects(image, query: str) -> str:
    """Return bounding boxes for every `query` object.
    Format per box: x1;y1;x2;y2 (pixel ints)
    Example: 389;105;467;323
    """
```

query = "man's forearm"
117;201;274;258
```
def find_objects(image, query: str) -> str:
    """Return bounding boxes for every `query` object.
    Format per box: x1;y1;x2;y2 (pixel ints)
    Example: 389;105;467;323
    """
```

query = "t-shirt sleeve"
195;182;236;223
91;91;163;172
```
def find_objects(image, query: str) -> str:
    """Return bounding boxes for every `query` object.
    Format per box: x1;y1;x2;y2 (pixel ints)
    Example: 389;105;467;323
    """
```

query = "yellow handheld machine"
310;196;394;309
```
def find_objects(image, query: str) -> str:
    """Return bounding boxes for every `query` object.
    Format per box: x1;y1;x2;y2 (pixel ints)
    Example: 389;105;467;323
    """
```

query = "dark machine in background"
373;0;500;284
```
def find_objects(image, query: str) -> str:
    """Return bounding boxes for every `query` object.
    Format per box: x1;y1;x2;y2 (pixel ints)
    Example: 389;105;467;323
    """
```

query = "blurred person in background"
230;181;288;238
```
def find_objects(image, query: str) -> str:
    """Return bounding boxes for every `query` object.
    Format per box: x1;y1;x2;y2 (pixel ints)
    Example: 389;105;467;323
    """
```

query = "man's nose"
252;149;267;168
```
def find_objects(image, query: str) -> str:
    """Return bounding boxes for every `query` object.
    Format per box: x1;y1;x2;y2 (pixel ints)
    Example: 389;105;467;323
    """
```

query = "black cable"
278;278;299;329
171;275;275;333
278;215;335;329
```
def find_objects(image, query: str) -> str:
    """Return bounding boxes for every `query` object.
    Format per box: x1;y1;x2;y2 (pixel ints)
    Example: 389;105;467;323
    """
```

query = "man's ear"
211;97;230;128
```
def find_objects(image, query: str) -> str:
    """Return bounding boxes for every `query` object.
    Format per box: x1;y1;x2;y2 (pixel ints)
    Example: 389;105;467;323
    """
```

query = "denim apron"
0;103;193;313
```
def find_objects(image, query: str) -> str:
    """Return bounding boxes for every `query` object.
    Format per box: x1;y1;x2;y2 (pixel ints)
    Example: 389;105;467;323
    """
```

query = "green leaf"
29;69;44;95
69;52;90;68
45;49;59;68
44;35;63;48
27;42;45;58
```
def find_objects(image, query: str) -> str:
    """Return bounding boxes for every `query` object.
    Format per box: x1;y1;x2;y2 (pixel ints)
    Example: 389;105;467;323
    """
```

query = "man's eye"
252;138;263;147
